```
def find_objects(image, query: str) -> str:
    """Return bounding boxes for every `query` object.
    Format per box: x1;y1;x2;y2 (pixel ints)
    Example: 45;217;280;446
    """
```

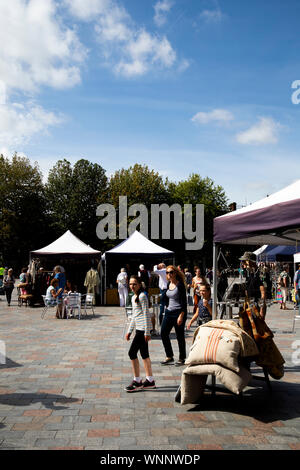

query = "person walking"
278;264;290;310
184;268;192;293
160;265;187;367
116;268;128;307
192;267;207;314
294;264;300;317
125;275;156;392
240;252;266;319
153;263;168;325
3;268;15;306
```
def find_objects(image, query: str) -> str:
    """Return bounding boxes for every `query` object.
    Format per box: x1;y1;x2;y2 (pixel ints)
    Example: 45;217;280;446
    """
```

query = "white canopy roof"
103;230;174;257
294;253;300;264
253;245;268;256
31;230;101;255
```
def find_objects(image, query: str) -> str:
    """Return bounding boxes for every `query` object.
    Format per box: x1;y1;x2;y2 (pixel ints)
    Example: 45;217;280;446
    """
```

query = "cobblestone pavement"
0;291;299;450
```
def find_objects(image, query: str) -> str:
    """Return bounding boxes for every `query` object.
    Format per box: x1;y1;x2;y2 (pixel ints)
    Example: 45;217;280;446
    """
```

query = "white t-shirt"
45;285;56;302
153;266;168;290
117;272;127;288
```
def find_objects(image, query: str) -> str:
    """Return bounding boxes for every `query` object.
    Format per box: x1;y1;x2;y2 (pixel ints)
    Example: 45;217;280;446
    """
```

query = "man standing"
153;263;168;325
138;265;150;293
239;252;266;319
294;264;300;317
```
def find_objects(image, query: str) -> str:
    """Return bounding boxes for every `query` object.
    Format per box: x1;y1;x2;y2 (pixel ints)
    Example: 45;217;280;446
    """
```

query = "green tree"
0;153;48;268
170;174;229;268
105;164;172;250
108;164;170;207
45;159;107;246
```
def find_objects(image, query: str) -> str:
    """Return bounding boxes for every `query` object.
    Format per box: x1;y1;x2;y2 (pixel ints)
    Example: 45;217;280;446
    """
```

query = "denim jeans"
161;309;187;360
297;290;300;315
159;288;168;325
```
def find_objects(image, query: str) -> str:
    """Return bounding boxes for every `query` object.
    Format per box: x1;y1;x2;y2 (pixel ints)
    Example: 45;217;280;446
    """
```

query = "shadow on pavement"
0;393;80;411
187;380;300;424
0;357;23;370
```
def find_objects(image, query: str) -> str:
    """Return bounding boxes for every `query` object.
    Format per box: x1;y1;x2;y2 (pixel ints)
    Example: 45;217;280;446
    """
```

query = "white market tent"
102;230;175;304
102;230;175;257
212;180;300;317
31;230;101;257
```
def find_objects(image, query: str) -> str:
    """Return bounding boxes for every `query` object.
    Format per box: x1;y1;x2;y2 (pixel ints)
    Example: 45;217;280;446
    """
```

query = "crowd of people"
1;255;300;394
118;254;300;393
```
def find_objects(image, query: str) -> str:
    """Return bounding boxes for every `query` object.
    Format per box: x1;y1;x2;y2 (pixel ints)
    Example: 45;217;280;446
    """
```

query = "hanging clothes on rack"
84;268;100;306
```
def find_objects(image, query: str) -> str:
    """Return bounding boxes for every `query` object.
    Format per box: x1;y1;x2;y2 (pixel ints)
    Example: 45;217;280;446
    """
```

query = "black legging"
128;330;149;360
5;287;14;305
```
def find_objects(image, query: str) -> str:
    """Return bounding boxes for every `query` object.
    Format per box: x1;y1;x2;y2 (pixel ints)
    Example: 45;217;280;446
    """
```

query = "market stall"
213;179;300;317
101;230;174;305
254;244;298;262
30;230;101;303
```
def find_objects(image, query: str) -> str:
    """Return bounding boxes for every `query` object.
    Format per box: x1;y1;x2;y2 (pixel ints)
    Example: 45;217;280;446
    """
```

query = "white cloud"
236;117;281;145
154;0;173;27
0;0;87;149
66;0;177;78
191;109;234;125
63;0;110;21
0;0;86;94
0;100;63;148
199;8;224;24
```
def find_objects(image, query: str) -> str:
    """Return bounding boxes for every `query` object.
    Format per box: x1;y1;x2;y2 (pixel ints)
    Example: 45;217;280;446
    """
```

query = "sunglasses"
166;271;174;274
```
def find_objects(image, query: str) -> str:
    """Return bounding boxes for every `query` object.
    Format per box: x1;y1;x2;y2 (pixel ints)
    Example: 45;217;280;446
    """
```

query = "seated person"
187;284;212;329
64;280;77;294
45;278;61;306
18;268;31;294
64;280;79;318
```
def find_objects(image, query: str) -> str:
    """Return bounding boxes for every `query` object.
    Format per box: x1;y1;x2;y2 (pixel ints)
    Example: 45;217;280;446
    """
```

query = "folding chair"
41;295;57;319
64;293;82;319
82;294;95;316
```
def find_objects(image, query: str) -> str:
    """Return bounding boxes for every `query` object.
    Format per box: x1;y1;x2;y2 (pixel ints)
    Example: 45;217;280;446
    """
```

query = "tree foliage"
108;164;170;207
45;159;107;245
1;155;230;271
0;153;47;267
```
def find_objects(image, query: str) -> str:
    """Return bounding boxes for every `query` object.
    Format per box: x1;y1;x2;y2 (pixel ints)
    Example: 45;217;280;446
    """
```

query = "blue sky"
1;0;300;206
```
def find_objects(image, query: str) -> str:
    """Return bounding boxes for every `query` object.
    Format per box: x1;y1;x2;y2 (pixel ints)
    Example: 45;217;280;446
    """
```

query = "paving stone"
34;438;69;448
0;298;299;450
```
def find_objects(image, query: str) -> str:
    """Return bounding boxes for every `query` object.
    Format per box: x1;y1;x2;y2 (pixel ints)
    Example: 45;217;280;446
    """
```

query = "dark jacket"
165;281;187;315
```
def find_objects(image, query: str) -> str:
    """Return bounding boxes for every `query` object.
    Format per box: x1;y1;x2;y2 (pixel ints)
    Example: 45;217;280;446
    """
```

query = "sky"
1;0;300;207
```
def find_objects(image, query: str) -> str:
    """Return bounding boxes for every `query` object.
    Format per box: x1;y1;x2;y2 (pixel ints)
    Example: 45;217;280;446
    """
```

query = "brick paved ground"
0;290;299;450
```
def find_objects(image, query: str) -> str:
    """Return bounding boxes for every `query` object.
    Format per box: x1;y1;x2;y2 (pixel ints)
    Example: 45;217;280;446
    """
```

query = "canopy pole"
104;258;107;305
212;242;219;320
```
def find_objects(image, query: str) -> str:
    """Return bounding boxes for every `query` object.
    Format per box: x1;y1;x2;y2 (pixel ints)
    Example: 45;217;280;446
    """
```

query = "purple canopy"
214;180;300;245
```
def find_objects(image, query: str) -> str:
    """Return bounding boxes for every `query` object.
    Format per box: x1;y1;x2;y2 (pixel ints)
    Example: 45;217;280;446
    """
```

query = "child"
187;283;212;329
125;275;156;392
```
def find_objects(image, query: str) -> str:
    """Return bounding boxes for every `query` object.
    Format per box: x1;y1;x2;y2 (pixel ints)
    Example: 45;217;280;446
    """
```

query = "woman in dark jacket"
160;265;187;366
